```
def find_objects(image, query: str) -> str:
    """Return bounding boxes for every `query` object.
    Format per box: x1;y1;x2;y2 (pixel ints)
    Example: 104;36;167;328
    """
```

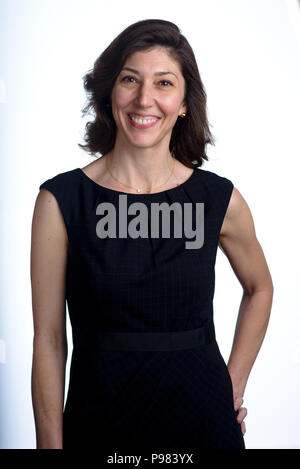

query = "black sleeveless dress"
39;166;245;453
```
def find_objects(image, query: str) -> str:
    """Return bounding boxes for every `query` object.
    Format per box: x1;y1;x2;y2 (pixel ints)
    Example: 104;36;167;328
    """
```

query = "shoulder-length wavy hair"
78;19;215;168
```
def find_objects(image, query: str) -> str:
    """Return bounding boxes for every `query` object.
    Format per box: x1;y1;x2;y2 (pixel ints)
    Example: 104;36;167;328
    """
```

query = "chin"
126;135;160;147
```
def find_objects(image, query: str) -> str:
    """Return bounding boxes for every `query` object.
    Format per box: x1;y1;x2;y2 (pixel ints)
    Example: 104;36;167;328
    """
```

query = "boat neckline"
77;167;198;197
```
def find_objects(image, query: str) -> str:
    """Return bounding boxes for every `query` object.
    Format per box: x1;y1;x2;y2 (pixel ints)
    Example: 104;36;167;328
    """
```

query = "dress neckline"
77;167;198;197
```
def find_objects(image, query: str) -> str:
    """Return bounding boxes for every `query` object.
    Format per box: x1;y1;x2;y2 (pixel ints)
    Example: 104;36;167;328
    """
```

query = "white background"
0;0;299;449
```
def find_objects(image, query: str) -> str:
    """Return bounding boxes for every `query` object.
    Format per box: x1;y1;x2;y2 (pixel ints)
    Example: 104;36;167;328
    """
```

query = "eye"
120;76;173;87
121;75;136;83
160;80;173;87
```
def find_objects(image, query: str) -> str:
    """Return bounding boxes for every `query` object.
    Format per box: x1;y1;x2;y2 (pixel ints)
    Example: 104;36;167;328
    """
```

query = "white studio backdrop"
0;0;299;449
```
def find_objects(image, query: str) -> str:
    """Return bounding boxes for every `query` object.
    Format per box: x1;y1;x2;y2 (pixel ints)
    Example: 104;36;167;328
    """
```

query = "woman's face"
110;47;187;150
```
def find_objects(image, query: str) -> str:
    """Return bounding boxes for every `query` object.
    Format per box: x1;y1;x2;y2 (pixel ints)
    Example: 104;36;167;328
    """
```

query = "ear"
180;100;188;115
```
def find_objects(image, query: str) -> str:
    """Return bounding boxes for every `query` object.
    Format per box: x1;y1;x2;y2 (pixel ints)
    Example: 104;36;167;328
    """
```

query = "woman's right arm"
30;187;69;449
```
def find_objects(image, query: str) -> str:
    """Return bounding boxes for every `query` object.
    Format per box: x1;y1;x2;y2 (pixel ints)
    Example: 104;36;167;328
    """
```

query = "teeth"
129;114;158;125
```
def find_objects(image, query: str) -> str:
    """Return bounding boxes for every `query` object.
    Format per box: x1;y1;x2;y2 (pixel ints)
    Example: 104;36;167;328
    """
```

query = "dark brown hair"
78;19;215;168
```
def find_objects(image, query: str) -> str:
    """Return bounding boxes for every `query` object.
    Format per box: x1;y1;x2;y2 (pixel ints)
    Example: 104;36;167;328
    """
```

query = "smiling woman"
77;19;215;169
32;18;273;453
108;46;188;151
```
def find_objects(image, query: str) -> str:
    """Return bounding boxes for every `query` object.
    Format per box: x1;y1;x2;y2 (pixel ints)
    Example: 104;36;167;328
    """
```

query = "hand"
233;395;247;435
228;368;248;436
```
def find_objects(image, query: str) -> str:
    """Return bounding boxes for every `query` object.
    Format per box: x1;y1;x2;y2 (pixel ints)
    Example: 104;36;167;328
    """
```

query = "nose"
135;81;155;108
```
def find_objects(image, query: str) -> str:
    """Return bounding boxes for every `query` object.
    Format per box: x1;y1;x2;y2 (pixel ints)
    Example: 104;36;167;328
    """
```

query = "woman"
31;19;273;452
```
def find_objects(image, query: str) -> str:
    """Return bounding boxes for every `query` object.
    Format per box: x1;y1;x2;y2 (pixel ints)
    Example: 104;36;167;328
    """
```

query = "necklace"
105;155;176;194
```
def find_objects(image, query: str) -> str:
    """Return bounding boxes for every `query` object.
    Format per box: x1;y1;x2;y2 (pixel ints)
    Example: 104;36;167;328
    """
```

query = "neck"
105;145;176;192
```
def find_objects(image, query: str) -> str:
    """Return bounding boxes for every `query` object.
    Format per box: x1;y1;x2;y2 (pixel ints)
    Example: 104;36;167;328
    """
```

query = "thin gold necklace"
105;155;176;194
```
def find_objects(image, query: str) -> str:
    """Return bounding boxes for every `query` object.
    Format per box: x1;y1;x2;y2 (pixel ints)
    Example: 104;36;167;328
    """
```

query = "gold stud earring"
179;112;186;118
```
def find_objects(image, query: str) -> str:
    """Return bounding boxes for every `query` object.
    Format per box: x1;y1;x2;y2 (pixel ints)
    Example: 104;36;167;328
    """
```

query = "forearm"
227;287;273;396
31;337;67;449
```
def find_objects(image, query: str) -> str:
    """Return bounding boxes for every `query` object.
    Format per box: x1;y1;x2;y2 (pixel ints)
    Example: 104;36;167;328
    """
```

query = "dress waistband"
73;319;216;352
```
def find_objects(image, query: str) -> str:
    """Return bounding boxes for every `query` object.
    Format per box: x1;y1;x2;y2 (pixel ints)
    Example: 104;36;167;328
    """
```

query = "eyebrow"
121;67;178;80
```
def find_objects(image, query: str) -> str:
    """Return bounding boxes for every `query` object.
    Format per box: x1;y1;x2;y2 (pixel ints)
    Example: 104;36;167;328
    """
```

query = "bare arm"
30;187;69;449
219;187;274;430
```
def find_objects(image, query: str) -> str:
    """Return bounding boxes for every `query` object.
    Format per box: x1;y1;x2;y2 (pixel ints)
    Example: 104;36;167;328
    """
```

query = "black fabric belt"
73;319;216;352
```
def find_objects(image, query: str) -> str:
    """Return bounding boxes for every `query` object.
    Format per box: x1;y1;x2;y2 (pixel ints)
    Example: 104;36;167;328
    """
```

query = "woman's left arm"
219;186;274;434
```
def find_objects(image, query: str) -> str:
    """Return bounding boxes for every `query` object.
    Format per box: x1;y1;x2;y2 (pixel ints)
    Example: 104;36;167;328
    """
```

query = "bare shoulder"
33;187;68;248
220;187;256;242
31;188;69;340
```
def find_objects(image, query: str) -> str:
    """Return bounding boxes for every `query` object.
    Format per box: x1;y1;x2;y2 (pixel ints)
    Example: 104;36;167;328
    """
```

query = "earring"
179;112;186;118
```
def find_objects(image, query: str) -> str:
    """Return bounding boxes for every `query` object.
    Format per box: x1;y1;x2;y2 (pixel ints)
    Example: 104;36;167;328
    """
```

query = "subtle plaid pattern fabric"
39;166;245;451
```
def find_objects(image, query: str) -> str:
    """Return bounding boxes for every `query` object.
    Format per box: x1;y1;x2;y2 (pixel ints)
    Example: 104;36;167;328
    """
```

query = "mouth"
127;113;161;129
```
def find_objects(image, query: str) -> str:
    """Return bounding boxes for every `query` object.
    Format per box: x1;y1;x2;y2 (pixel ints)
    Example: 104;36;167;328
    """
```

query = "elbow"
243;272;274;297
33;332;68;353
266;275;274;298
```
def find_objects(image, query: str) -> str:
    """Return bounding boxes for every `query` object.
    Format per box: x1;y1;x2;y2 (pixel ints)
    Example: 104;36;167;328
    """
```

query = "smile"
127;113;160;129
